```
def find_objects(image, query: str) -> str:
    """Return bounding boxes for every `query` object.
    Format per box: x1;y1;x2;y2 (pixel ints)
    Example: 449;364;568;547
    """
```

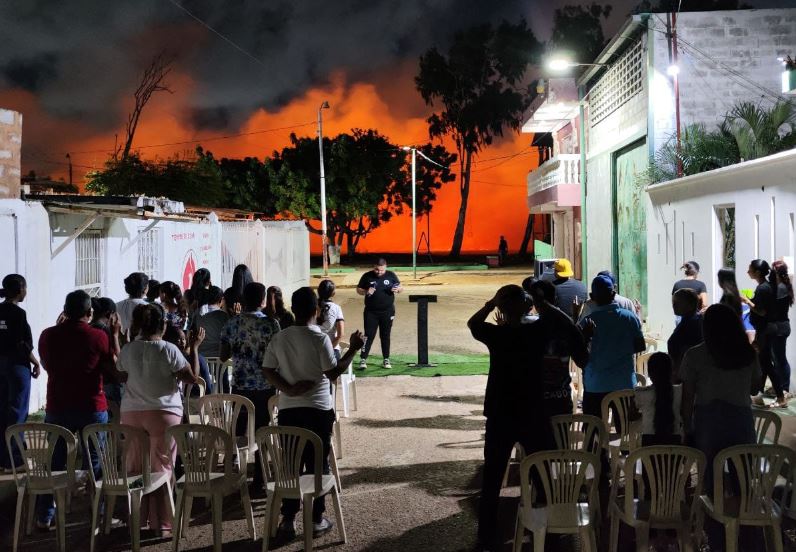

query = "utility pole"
317;101;330;275
65;153;73;186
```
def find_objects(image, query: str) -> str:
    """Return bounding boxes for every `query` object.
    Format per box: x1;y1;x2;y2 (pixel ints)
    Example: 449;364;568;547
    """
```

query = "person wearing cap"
579;275;646;419
551;258;587;320
576;270;639;323
673;261;708;311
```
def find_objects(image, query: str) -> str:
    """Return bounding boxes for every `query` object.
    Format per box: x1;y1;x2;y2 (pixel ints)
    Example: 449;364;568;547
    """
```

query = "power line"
166;0;267;68
68;121;316;155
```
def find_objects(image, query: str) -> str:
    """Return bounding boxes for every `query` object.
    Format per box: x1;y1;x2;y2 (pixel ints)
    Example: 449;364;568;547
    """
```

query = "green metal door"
613;140;648;309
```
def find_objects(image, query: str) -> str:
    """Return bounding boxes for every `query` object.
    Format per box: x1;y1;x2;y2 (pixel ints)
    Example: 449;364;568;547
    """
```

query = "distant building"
521;78;582;278
0;108;22;199
575;8;796;309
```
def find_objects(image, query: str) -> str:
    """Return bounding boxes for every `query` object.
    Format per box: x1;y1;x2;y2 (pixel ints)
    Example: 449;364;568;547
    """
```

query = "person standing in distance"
356;258;402;370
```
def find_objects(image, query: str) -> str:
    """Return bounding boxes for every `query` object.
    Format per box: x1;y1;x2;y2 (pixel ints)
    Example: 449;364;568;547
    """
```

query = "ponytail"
0;274;26;300
772;260;794;306
648;352;675;436
317;279;335;326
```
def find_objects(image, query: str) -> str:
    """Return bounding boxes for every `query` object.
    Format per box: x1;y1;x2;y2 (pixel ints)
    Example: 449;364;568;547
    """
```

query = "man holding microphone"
356;258;402;370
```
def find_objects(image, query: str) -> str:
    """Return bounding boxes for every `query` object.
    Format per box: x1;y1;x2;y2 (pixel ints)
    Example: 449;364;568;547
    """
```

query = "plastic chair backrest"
255;426;323;496
205;357;232;393
550;414;606;455
82;423;151;491
636;352;654;378
752;409;781;445
183;377;206;419
623;445;705;522
519;450;598;508
5;422;77;491
166;424;235;488
712;444;793;520
198;394;255;449
644;337;658;353
601;390;639;451
267;394;279;426
635;373;648;387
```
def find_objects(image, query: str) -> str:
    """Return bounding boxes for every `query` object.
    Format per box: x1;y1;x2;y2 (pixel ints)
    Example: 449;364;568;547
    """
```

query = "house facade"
577;8;796;310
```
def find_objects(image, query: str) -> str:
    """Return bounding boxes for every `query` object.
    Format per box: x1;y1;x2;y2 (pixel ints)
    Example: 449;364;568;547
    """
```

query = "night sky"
0;0;786;253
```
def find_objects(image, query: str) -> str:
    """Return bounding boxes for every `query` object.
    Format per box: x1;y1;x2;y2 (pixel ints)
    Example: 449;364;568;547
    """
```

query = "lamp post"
402;146;418;280
546;57;608;71
317;101;330;275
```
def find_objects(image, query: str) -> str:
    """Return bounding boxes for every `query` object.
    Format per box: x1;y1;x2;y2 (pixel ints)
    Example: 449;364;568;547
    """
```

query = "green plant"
725;101;796;161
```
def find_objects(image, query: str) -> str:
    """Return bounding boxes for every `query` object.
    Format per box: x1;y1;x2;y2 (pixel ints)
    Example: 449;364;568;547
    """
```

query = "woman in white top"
262;287;363;539
317;279;345;359
118;303;200;536
634;352;683;446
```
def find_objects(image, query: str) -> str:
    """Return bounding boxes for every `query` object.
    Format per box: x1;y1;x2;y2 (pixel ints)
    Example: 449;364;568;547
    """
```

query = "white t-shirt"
118;340;189;416
634;384;684;436
262;325;336;411
116;297;148;336
318;302;344;350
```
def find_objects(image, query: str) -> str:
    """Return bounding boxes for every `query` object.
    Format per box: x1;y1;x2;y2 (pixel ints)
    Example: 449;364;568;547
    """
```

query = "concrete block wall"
0;108;21;199
651;8;796;150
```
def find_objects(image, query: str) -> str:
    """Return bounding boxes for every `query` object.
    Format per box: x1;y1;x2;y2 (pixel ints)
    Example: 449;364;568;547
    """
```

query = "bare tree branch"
118;52;175;161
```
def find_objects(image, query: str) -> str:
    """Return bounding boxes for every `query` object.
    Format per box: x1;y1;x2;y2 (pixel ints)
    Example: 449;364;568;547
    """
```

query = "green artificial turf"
353;353;489;377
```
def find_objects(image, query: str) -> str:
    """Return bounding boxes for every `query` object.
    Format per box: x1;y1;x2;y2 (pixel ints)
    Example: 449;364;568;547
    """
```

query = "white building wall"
0;200;309;412
647;149;796;390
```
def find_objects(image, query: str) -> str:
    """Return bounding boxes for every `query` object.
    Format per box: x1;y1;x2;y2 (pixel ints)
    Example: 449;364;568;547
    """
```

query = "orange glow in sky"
2;61;539;255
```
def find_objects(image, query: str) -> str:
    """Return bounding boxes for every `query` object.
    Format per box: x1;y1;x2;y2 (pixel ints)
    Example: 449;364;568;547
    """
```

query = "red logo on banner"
182;250;197;291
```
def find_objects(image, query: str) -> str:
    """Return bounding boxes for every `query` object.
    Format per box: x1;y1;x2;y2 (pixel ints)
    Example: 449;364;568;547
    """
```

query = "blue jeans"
0;357;31;469
36;410;108;523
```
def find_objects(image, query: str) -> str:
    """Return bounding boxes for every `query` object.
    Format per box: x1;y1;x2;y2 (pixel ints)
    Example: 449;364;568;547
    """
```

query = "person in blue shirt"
579;274;646;418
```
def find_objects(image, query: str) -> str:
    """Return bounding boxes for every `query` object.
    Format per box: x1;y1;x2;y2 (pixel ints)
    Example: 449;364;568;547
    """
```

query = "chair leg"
340;375;350;418
334;422;343;459
303;496;314;552
769;522;784;552
163;479;176;521
331;487;346;544
634;523;649;552
677;525;694;552
502;460;510;488
89;488;102;552
240;480;256;540
329;446;342;492
13;489;25;552
54;488;67;552
532;527;546;552
130;490;142;552
172;489;184;552
211;493;223;552
261;495;273;552
350;378;358;411
512;509;524;552
182;494;194;539
104;494;117;535
724;520;739;552
25;492;35;535
269;491;280;538
580;525;597;552
609;513;620;552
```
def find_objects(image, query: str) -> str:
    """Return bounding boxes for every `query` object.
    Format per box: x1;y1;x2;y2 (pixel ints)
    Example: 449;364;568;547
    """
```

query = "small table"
408;295;438;367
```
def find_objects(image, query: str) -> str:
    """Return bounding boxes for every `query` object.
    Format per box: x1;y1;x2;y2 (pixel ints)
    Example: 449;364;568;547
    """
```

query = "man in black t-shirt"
356;258;402;370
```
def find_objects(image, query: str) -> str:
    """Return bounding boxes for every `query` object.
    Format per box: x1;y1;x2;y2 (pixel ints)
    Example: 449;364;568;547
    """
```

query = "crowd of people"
470;256;793;551
0;264;357;542
0;253;793;549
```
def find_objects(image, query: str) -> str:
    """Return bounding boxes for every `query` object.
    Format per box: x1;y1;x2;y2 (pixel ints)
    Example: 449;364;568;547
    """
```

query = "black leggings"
361;308;394;359
757;328;784;397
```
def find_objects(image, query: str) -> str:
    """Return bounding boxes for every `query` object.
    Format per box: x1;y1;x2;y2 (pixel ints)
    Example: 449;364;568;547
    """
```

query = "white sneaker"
357;359;367;371
312;517;334;537
383;358;391;369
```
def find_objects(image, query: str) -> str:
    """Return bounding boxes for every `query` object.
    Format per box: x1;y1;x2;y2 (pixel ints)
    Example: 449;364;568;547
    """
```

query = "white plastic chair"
643;337;659;353
601;390;641;479
697;444;793;552
197;393;257;466
634;372;648;387
167;423;256;552
752;409;782;445
609;445;705;552
336;341;358;417
255;426;346;552
182;376;206;424
205;357;233;394
550;414;607;462
82;423;175;552
513;450;599;552
635;351;654;380
5;422;77;552
569;358;583;412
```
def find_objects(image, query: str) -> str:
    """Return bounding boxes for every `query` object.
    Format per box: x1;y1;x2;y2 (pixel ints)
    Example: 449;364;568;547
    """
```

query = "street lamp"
547;56;608;72
318;100;330;275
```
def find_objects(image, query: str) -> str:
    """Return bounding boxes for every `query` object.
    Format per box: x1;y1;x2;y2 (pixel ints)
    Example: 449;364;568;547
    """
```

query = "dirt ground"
317;268;533;356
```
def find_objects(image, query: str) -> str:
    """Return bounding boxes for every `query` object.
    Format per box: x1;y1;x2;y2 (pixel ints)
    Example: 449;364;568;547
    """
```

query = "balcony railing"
527;154;580;196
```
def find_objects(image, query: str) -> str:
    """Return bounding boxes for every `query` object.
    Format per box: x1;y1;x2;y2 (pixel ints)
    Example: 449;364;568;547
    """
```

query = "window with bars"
75;230;104;297
137;228;161;280
589;39;645;127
